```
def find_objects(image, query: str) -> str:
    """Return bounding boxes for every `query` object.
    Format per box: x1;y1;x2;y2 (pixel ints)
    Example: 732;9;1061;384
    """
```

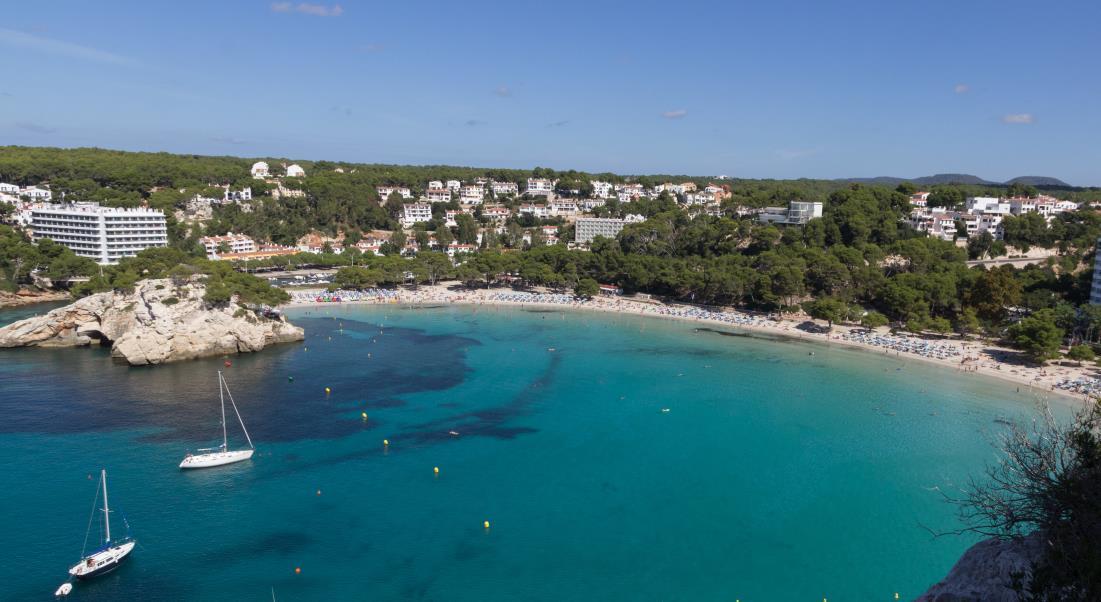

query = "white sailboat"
179;371;255;469
68;470;136;580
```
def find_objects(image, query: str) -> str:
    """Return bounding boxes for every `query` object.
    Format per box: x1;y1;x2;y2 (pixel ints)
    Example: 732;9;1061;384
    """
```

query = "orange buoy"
295;567;301;574
224;360;232;367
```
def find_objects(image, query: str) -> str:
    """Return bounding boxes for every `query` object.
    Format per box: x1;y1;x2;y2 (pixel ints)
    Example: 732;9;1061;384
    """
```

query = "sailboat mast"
219;371;228;450
223;373;255;449
101;469;111;543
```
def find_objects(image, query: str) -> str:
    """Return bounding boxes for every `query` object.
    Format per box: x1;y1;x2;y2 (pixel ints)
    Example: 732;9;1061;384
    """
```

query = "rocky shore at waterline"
0;278;303;365
916;532;1043;601
0;289;70;308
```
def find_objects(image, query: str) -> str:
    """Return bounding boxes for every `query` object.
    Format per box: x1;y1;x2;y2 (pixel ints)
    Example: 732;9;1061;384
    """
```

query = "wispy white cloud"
15;121;56;134
493;85;511;98
271;2;343;17
0;28;133;65
661;109;687;119
954;83;969;94
210;136;245;145
776;148;819;160
1002;113;1034;124
362;43;385;53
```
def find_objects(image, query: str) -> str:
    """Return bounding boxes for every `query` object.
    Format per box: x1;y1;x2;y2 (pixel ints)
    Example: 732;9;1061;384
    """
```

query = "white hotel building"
31;202;168;264
575;217;629;243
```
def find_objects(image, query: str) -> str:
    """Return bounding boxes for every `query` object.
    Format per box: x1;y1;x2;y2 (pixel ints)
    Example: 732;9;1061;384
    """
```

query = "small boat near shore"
180;371;255;469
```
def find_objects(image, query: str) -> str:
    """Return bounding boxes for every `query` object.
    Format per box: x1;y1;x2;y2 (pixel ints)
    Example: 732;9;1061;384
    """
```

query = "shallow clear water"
0;302;1055;601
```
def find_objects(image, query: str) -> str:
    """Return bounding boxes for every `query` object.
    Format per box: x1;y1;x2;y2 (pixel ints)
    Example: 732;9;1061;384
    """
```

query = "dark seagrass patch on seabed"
0;317;479;445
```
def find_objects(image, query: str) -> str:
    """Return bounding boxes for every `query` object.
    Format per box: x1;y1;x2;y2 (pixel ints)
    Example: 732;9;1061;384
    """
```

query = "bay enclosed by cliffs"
0;303;1054;601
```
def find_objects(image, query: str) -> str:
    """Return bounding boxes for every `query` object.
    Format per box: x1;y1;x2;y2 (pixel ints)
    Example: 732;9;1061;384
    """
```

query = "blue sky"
1;0;1099;184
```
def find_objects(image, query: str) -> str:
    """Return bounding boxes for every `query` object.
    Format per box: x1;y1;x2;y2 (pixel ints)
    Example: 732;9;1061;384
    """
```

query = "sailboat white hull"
180;448;254;469
68;540;135;579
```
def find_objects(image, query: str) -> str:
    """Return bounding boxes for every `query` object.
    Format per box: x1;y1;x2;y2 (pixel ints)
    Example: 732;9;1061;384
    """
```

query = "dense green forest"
3;146;1100;249
3;145;1101;362
0;225;286;306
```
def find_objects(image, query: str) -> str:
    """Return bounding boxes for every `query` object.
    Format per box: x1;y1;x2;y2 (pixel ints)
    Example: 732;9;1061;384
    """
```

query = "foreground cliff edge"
0;277;303;365
916;533;1041;601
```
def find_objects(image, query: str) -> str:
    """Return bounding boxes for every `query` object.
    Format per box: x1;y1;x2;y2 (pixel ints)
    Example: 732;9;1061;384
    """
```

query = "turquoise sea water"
0;302;1057;601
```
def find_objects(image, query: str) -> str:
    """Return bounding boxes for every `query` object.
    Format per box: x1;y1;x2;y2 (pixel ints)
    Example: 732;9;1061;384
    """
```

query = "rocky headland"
0;277;303;365
916;532;1043;601
0;289;71;308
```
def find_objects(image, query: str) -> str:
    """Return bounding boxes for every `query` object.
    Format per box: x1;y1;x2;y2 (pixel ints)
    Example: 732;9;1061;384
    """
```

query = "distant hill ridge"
839;173;1072;187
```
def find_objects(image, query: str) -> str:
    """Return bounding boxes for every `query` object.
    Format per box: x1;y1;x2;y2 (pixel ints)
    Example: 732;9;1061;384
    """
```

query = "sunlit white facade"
31;203;168;264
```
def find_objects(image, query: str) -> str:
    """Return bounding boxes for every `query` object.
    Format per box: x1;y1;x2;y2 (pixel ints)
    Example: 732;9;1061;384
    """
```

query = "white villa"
459;185;484;205
224;187;252;202
378;186;413;202
492;181;519;196
590;181;614;198
401;202;432;227
526;178;554;196
20;186;52;201
550;199;579;216
426;188;452;203
200;232;257;259
482;206;510;223
518;203;549;218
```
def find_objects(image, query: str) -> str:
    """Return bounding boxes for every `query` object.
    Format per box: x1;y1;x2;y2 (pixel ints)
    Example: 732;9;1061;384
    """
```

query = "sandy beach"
284;283;1099;404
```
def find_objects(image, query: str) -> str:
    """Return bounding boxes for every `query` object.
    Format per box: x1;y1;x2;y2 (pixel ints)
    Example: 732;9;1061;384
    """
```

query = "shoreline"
283;284;1094;405
0;290;71;310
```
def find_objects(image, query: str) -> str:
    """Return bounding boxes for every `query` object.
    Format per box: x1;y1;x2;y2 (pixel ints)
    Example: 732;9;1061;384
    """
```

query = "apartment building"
31;202;168;264
575;217;628;243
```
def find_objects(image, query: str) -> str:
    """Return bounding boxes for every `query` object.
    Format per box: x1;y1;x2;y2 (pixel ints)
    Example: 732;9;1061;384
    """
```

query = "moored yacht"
68;470;136;580
180;371;255;469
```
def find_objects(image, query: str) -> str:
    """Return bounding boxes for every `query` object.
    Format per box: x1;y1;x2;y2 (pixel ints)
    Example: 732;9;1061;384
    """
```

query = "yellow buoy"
325;387;331;394
383;439;389;446
361;412;368;420
434;466;439;475
484;520;490;529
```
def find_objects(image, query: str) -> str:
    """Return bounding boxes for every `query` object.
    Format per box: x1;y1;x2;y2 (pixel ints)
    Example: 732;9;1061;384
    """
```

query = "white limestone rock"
0;277;303;365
